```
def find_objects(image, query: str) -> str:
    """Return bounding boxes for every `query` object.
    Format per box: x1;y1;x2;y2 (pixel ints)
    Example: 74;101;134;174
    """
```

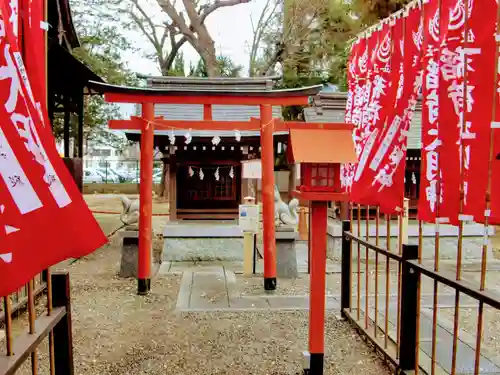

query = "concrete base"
163;221;245;261
276;227;298;278
164;238;244;261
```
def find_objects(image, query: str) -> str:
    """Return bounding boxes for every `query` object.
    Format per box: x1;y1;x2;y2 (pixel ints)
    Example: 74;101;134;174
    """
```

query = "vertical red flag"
364;7;424;214
349;27;385;205
351;18;407;208
345;43;357;125
341;37;368;192
460;0;497;223
20;0;47;108
5;0;20;45
418;0;449;223
0;3;107;296
436;0;468;225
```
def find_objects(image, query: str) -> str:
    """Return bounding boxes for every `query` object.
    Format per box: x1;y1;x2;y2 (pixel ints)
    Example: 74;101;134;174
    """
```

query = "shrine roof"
88;81;322;104
49;44;104;95
288;129;357;164
140;75;281;91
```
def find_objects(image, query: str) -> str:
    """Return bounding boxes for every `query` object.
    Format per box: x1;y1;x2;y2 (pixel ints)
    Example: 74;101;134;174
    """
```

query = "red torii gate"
90;81;327;294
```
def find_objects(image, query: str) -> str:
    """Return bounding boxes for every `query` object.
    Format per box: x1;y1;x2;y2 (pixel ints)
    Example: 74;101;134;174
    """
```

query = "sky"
121;0;270;78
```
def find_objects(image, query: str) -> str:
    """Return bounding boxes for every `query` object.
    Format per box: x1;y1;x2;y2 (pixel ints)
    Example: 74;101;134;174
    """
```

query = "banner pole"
374;206;380;338
450;0;471;371
384;213;391;350
364;205;370;329
429;0;443;372
472;2;500;373
356;204;361;322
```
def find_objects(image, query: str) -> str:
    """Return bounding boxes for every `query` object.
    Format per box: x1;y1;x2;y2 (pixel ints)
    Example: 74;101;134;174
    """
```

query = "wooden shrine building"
124;76;292;221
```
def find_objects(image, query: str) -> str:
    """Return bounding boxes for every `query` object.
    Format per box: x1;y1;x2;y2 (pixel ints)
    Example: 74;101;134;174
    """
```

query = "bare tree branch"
157;0;197;43
248;0;279;76
130;0;161;47
157;0;250;76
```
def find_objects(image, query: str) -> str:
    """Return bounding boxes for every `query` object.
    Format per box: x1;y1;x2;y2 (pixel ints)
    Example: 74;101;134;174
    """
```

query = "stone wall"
164;238;244;261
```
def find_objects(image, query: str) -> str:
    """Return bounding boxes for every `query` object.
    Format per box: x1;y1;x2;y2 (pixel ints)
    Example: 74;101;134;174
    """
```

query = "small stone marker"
276;226;298;278
119;226;159;278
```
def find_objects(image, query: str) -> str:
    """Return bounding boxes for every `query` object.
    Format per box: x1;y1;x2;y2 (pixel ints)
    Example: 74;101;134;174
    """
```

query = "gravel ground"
84;194;170;215
4;228;391;375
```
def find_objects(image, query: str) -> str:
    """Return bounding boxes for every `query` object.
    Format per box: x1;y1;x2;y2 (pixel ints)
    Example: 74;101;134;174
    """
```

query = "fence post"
41;269;48;283
52;272;74;375
399;244;419;371
341;220;352;319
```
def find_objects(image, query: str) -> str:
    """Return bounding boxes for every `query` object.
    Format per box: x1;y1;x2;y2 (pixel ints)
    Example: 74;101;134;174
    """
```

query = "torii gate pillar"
260;104;277;290
137;102;154;295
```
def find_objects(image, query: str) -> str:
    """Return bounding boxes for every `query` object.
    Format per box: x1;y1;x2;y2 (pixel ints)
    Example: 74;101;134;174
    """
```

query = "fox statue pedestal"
276;227;298;278
118;197;161;278
274;186;299;279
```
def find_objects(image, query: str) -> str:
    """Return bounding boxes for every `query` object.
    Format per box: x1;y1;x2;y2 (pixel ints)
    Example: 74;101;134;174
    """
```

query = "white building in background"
84;141;141;170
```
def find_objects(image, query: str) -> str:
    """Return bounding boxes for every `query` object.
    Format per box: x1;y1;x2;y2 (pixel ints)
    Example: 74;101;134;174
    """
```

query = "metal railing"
0;273;46;325
1;272;74;375
340;210;500;374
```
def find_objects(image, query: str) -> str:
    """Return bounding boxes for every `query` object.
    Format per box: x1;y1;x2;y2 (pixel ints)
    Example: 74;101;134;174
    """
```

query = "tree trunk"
197;38;218;77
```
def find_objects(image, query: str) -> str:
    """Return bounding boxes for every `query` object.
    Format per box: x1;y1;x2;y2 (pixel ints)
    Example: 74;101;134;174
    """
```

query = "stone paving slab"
229;296;270;309
267;296;309;309
190;271;229;309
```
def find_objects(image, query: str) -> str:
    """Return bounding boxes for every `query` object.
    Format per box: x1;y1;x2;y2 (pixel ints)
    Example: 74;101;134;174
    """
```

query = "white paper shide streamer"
212;135;221;146
229;166;234;179
185;129;192;144
169;129;176;145
188;166;194;177
214;167;220;181
199;168;204;180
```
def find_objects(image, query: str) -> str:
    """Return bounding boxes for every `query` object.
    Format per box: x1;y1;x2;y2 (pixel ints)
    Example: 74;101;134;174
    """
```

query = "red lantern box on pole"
288;127;357;375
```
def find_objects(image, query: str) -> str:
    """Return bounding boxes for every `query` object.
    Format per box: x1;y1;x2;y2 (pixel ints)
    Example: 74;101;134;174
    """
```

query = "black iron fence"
340;219;500;374
1;272;74;375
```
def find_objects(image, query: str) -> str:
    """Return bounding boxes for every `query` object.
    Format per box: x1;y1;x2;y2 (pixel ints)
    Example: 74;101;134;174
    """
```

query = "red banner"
349;27;387;205
0;3;107;296
345;43;357;125
460;0;497;223
364;8;424;214
21;0;47;108
341;37;368;191
435;0;466;225
418;0;449;223
350;22;397;206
